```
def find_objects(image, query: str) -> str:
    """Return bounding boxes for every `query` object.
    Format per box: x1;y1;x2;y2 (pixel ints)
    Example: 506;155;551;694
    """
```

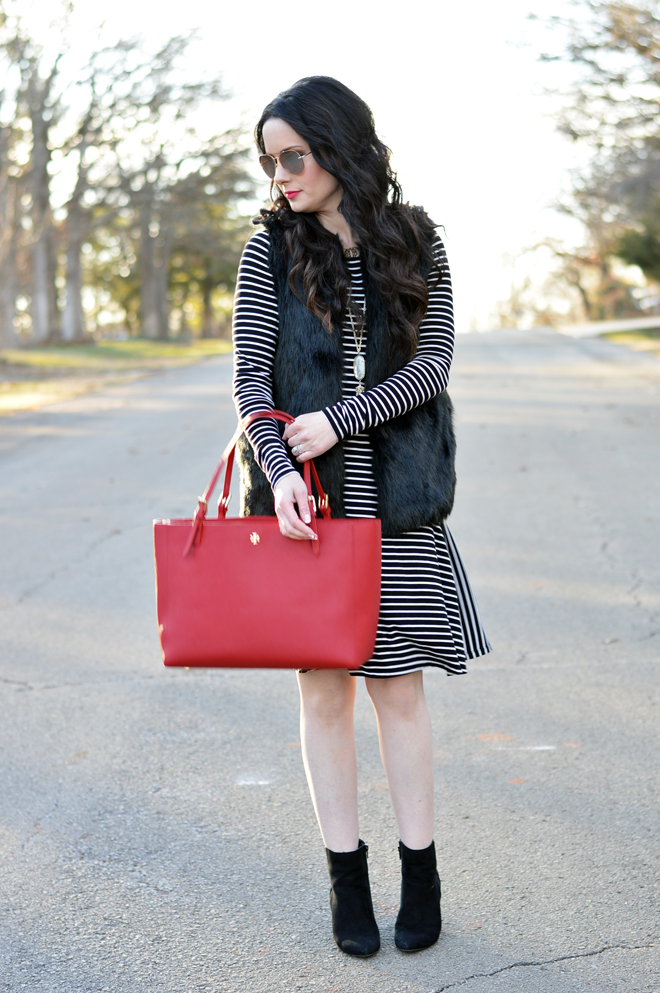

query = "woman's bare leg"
366;671;434;849
297;669;359;852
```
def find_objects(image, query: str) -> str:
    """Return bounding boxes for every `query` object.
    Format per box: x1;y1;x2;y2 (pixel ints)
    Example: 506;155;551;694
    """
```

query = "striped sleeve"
231;230;296;489
322;238;454;440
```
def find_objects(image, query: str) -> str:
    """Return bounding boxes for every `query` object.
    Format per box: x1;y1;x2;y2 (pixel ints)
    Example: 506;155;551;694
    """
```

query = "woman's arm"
232;230;317;540
232;230;298;488
322;237;454;441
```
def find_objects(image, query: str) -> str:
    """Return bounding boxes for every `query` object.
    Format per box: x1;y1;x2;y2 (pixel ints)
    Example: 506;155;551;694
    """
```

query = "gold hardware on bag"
250;532;260;545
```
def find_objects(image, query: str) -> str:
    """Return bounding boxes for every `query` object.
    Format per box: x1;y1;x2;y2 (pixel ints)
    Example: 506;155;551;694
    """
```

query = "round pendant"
353;353;365;381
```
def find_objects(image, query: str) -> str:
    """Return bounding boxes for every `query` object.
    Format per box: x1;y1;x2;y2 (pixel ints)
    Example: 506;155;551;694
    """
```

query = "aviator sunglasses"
259;149;312;179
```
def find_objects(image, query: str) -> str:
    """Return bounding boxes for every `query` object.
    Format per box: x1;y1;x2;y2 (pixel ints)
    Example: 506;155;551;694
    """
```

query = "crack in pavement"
0;672;164;692
0;669;228;693
637;625;660;642
433;941;657;991
0;675;31;687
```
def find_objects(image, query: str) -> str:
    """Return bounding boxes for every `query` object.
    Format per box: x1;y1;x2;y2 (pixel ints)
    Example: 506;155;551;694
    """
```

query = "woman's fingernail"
303;515;310;523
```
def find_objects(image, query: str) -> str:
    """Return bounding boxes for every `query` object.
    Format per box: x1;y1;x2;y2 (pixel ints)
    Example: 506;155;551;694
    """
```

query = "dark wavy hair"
255;76;445;359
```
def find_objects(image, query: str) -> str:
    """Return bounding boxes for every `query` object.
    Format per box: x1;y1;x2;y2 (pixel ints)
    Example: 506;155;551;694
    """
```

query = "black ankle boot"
394;840;442;952
325;840;380;957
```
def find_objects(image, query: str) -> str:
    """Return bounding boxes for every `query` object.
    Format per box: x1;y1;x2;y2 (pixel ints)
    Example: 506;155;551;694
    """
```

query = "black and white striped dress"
232;229;490;678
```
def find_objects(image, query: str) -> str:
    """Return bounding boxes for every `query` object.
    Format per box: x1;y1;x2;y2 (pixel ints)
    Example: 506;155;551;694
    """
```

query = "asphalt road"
1;331;659;993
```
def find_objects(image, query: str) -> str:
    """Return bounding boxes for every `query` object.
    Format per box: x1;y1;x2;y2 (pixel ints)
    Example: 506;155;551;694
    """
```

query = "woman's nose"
273;161;290;185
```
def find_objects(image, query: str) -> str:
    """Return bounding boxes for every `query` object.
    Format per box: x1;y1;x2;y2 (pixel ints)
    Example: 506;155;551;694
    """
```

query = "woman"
232;76;490;957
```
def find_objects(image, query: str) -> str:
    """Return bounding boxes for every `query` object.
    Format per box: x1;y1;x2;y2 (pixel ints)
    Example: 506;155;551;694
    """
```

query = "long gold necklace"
347;301;366;395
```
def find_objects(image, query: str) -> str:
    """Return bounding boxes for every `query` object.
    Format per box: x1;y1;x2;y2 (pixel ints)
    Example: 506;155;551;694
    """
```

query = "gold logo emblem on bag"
249;532;260;545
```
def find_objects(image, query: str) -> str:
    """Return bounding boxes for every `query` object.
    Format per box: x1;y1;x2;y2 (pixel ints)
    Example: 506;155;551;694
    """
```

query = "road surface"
1;331;658;992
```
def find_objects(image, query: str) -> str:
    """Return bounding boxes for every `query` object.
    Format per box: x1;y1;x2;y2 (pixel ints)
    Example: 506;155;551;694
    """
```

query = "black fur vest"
236;217;456;537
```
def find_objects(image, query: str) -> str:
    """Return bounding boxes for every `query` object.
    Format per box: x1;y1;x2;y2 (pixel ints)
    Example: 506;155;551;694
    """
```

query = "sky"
21;0;589;331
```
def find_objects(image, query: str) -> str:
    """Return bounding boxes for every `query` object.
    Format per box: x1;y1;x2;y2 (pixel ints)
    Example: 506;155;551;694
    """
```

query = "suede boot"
394;840;442;952
325;840;380;957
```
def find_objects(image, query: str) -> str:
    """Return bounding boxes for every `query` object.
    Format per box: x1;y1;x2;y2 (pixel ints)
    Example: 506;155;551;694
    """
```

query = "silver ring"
293;445;301;456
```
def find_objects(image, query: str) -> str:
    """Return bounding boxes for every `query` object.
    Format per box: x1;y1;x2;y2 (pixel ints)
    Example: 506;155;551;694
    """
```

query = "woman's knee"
298;670;356;725
366;671;426;721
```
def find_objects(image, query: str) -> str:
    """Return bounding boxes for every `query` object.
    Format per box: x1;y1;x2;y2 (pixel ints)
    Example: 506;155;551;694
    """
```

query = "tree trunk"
201;270;215;338
0;249;19;348
571;273;593;321
29;89;59;342
62;200;85;342
179;284;190;337
0;183;20;347
0;125;20;347
154;224;171;339
139;197;159;339
31;229;59;342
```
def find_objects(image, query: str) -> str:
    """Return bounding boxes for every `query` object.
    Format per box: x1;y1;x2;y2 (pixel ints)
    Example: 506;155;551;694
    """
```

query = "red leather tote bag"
153;411;382;669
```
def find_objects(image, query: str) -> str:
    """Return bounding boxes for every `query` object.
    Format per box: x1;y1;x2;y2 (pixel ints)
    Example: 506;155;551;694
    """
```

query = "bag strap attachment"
183;410;332;557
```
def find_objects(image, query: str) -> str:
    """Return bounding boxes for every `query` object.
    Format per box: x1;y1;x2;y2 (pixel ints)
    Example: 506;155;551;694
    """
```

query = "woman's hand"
274;471;318;541
283;411;338;462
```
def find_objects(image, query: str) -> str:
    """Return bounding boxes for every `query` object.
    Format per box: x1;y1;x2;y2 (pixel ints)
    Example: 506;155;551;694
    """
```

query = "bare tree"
537;1;660;314
165;140;254;337
26;62;60;341
0;8;254;344
1;17;65;343
0;96;22;346
57;34;230;340
595;140;660;286
107;35;236;339
540;1;660;147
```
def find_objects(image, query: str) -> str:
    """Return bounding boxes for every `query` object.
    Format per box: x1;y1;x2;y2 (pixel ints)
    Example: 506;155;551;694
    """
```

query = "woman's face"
262;117;342;216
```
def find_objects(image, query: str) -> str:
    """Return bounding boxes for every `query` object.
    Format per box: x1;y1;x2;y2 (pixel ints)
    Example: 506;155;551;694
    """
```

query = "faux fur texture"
237;217;456;537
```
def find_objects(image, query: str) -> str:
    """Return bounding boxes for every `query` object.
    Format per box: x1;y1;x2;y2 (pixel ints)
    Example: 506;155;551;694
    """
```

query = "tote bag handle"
182;410;331;558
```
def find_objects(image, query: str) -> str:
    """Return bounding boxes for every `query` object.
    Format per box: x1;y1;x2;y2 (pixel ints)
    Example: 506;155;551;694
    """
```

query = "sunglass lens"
280;150;305;175
259;155;276;179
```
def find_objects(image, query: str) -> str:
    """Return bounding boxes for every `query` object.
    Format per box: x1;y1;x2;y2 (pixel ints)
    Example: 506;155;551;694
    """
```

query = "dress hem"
298;640;493;679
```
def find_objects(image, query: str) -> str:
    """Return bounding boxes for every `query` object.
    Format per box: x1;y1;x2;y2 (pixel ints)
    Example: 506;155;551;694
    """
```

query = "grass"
1;338;232;370
0;338;233;416
602;328;660;358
